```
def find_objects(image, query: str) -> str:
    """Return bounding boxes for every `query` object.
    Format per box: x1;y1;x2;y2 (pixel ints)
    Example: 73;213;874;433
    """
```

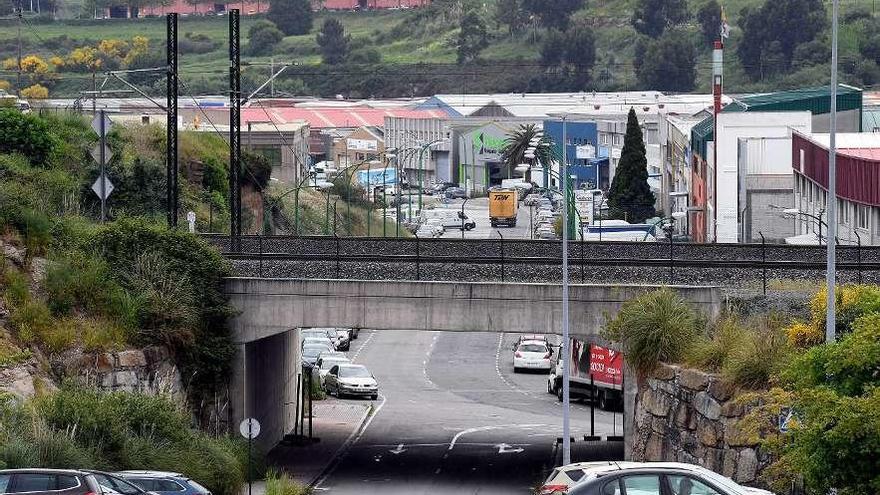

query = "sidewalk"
265;398;372;486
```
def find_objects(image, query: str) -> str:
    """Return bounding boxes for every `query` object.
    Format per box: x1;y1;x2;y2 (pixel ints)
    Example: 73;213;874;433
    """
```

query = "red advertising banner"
589;344;623;386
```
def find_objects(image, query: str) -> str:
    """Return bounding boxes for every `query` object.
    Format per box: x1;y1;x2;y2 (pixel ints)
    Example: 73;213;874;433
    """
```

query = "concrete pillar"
228;329;301;453
623;363;638;461
228;343;248;436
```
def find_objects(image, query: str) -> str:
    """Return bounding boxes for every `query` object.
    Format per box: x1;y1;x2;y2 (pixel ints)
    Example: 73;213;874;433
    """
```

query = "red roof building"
792;132;880;245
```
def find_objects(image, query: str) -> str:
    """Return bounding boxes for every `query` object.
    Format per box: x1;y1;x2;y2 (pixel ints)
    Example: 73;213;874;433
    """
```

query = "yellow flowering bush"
21;84;49;99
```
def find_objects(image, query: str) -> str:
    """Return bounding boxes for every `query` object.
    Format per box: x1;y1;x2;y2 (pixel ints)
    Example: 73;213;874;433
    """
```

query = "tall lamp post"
827;0;841;343
559;114;572;466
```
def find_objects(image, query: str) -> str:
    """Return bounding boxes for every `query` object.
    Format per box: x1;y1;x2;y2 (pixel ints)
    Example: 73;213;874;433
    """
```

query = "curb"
308;397;382;488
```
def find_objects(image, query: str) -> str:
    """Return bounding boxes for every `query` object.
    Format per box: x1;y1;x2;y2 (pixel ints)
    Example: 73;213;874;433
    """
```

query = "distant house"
107;0;430;18
315;0;430;9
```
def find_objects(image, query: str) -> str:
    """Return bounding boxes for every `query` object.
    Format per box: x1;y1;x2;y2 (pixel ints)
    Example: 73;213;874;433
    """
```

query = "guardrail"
204;234;880;293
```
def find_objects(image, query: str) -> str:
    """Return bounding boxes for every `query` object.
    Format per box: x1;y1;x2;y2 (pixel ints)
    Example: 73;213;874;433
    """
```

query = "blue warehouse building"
543;120;610;191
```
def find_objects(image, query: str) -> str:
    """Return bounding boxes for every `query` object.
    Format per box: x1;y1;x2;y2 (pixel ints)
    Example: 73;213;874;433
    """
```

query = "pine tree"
607;108;656;223
269;0;313;36
456;10;488;64
317;18;351;65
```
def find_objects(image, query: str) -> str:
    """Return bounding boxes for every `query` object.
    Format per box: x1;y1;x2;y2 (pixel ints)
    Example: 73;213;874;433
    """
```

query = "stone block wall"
52;346;183;400
630;363;765;485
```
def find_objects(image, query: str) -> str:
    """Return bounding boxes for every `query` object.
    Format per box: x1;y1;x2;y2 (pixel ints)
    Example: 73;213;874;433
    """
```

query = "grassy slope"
0;0;863;96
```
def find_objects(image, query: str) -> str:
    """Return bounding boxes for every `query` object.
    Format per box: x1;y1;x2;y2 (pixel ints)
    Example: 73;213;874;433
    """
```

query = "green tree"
247;20;284;56
634;31;696;92
494;0;526;34
631;0;688;38
563;27;595;69
316;18;351;65
737;0;827;80
607;108;655;223
521;0;584;31
696;0;721;46
500;123;557;183
540;30;566;66
269;0;313;36
456;10;488;64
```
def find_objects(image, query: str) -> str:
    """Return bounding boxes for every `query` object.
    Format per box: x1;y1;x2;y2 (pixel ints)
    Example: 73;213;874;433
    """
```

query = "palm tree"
500;123;557;186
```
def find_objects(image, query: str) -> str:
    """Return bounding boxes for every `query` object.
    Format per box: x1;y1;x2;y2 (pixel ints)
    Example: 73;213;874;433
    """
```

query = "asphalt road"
315;330;623;494
438;198;536;240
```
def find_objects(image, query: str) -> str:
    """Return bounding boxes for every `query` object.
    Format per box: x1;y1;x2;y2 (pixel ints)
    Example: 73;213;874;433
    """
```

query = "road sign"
239;418;261;439
91;174;114;200
90;143;113;164
91;113;112;137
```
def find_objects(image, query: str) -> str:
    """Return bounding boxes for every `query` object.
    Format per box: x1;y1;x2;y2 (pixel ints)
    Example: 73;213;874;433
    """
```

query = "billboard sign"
357;167;397;186
589;344;623;386
348;138;378;151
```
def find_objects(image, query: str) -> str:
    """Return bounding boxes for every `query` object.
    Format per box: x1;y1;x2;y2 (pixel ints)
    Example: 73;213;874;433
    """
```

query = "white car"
539;461;642;495
513;340;553;372
302;336;335;352
563;462;775;495
316;355;351;384
324;364;379;400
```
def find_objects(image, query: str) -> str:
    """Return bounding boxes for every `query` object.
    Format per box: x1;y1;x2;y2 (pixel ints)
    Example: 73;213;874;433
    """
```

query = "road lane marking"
496;443;525;454
350;330;375;363
421;332;439;389
312;393;387;489
448;423;547;451
389;443;406;454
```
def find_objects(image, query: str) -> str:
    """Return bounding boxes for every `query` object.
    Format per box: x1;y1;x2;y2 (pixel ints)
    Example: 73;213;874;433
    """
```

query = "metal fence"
203;234;880;292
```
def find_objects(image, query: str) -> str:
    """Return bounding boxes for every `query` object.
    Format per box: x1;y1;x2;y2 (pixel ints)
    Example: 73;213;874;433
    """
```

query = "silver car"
324;364;379;400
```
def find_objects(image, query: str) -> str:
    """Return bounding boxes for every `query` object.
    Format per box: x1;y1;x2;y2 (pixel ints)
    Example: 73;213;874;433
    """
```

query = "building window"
838;199;850;225
857;205;870;230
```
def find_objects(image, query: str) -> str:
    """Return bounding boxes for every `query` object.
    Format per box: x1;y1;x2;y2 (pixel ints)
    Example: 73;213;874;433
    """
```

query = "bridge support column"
229;328;301;452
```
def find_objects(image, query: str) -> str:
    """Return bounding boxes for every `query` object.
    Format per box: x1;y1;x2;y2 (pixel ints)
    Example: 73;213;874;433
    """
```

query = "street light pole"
827;0;840;343
561;115;572;466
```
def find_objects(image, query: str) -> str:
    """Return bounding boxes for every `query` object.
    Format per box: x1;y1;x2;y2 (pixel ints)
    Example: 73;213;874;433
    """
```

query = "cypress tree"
607;108;656;223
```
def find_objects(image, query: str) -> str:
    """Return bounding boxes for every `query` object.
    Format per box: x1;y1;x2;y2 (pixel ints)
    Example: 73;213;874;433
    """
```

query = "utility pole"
827;0;840;343
229;9;242;245
167;13;179;228
16;0;22;93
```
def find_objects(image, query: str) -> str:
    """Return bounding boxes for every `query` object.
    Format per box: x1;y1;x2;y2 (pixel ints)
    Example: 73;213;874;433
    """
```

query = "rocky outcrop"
52;347;184;400
631;364;766;484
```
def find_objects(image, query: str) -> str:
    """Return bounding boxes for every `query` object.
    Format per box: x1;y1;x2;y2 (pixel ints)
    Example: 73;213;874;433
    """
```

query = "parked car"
444;187;467;199
0;469;103;495
316;355;351;384
85;471;152;495
115;472;211;495
302;337;335;352
513;340;553;372
318;350;347;360
564;462;774;495
334;329;351;351
514;334;549;348
302;344;331;366
524;193;544;206
539;462;639;495
432;182;457;194
324;364;379;400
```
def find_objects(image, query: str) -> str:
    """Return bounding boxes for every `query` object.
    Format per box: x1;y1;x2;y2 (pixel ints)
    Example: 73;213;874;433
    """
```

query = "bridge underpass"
226;278;720;461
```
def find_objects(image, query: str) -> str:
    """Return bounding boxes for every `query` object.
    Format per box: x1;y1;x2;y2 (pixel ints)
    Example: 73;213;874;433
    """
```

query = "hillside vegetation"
1;0;875;98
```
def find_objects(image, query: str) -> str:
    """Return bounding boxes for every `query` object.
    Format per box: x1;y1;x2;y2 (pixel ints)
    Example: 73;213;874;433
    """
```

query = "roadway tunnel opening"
235;327;629;494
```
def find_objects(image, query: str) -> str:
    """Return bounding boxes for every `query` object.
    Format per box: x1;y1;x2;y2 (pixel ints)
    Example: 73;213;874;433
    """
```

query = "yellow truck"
489;189;519;227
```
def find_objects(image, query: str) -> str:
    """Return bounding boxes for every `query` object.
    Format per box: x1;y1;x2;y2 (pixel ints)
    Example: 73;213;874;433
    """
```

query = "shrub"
17;209;53;258
247;21;284;56
2;267;31;307
80;318;127;352
265;470;311;495
0;109;58;165
785;321;823;349
687;315;751;372
601;288;701;374
10;299;53;346
720;320;791;390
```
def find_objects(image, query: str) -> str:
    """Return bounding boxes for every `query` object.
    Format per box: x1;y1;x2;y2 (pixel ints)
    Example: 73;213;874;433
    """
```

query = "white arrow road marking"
389;443;406;454
448;424;547;451
496;443;525;454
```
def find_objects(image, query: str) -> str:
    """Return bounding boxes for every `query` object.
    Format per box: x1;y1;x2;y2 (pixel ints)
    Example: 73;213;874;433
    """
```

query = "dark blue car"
114;472;210;495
